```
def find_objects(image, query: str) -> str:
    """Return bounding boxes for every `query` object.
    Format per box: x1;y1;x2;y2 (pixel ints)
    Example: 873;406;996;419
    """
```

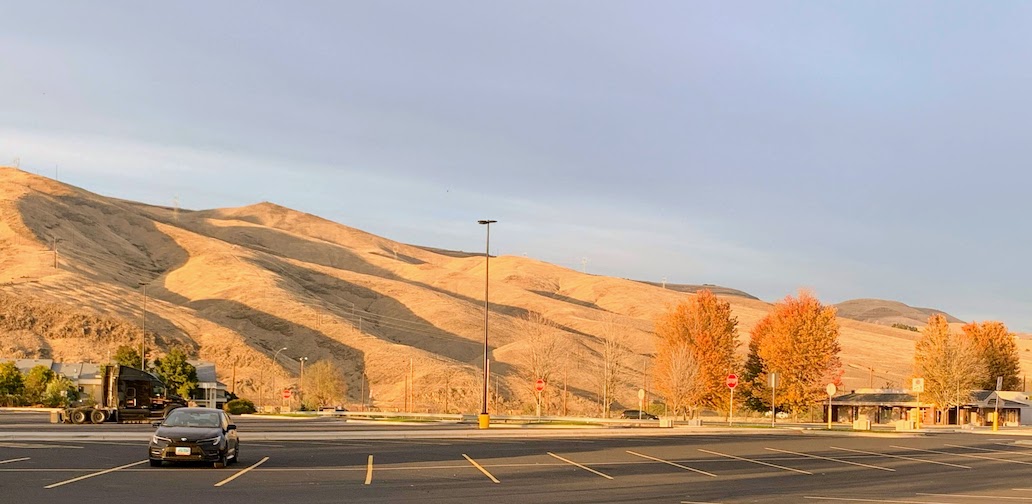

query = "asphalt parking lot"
5;422;1032;504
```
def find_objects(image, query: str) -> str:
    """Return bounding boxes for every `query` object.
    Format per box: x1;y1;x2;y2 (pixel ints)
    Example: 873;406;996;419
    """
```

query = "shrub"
224;398;257;415
892;323;918;332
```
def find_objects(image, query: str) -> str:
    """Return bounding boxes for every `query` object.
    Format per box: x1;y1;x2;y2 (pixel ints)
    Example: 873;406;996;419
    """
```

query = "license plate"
175;447;191;456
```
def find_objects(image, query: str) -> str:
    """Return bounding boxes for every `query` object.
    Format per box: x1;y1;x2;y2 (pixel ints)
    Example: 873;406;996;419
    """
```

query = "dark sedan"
149;407;239;468
620;409;659;420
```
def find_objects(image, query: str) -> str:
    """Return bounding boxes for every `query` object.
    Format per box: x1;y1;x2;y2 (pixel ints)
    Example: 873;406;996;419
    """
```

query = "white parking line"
462;454;500;483
765;448;894;472
44;460;148;489
364;455;373;485
0;443;80;449
917;493;1032;501
0;458;30;465
890;445;1032;466
626;451;717;477
946;443;1032;457
805;497;959;503
829;447;970;469
698;449;812;475
214;456;269;487
547;452;613;480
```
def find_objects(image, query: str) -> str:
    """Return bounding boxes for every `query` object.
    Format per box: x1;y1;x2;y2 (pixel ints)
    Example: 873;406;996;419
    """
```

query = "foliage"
742;291;842;415
23;365;55;405
653;290;739;414
113;345;144;369
304;360;347;408
654;341;703;418
153;347;198;398
962;321;1021;391
42;376;77;407
892;323;918;332
0;361;25;406
514;313;565;414
914;314;982;420
224;398;257;415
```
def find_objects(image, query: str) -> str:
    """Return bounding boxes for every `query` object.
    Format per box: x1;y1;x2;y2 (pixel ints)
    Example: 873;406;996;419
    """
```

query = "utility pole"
140;283;148;370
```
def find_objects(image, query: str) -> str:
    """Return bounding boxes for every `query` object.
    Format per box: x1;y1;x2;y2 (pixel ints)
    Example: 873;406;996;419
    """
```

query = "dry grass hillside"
2;166;1030;414
834;298;964;327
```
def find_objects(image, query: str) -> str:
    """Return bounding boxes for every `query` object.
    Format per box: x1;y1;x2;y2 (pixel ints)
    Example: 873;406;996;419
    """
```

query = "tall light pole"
477;219;496;429
261;347;287;413
139;282;148;370
298;357;309;408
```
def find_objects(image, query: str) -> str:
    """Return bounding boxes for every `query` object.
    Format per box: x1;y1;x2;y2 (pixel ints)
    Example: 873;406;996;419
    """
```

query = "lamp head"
477;220;497;225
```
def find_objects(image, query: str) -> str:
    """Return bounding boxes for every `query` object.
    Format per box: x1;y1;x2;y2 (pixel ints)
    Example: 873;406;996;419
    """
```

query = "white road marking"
44;460;148;489
547;452;614;480
805;497;960;503
681;501;724;504
214;456;269;487
364;455;373;485
462;454;500;483
698;449;812;475
765;448;894;472
626;451;717;477
829;447;970;469
946;443;1032;456
890;445;1032;466
0;443;81;449
0;458;30;465
917;493;1032;501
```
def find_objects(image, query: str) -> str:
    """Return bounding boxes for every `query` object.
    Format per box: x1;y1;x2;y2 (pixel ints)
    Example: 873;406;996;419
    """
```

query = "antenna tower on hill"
173;195;180;223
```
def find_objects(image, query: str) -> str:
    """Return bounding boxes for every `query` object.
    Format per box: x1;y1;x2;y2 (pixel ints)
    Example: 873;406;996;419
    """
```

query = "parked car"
620;409;658;420
149;407;239;468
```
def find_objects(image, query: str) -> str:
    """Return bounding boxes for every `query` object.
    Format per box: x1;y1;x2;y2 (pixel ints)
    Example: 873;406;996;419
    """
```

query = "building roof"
831;391;920;407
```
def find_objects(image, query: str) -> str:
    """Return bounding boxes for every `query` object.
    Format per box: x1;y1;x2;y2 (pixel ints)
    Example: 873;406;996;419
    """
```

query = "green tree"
962;321;1021;391
914;314;982;423
113;345;144;369
653;290;739;414
23;365;55;405
42;376;77;407
304;360;347;409
742;291;842;416
153;347;198;398
0;362;25;406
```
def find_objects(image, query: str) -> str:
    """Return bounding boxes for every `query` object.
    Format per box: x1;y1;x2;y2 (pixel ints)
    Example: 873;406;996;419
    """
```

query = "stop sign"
726;374;739;389
535;379;545;392
282;388;292;399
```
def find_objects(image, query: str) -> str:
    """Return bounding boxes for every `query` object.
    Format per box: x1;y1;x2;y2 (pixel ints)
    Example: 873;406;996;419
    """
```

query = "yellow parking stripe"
364;455;373;485
462;454;500;483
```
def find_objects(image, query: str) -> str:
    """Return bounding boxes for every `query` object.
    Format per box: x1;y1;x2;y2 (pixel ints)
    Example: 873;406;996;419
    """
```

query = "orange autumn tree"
914;314;982;421
743;291;842;416
962;321;1021;391
654;290;739;416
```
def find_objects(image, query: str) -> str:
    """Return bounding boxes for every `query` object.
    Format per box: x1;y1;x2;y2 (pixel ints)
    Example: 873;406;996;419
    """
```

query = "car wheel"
149;459;162;467
214;452;227;469
231;442;239;463
90;410;107;424
70;410;88;424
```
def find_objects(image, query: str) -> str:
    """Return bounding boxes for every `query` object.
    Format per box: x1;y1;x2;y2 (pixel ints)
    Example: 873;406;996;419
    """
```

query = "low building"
188;360;227;409
830;388;1032;426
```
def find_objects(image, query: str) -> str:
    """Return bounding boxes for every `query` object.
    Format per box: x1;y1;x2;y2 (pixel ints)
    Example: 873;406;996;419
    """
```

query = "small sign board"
911;378;925;393
768;372;779;388
535;379;545;392
282;388;292;399
826;383;837;396
638;388;646;400
726;374;739;389
997;376;1004;391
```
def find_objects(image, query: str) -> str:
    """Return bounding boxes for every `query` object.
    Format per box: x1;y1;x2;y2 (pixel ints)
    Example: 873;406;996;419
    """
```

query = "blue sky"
2;2;1030;330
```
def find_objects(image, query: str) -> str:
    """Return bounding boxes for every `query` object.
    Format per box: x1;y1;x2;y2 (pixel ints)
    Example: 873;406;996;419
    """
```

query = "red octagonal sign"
726;374;739;389
535;379;545;392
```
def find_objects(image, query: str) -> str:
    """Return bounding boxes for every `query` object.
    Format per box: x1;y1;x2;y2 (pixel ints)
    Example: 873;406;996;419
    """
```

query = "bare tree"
304;360;347;408
514;313;564;414
654;341;703;419
595;314;629;418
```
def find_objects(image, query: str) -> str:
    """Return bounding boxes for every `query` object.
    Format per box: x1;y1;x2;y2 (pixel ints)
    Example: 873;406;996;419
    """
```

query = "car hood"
155;426;224;441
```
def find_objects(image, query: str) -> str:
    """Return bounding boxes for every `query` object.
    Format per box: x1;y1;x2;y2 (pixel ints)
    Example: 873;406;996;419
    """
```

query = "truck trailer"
64;365;186;424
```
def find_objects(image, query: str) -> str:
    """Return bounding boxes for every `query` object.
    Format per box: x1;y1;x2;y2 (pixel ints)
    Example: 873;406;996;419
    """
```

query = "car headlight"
198;436;222;446
151;435;171;445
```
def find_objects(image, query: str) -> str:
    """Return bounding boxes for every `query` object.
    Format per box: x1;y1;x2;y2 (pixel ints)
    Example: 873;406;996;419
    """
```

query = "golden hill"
2;166;1030;413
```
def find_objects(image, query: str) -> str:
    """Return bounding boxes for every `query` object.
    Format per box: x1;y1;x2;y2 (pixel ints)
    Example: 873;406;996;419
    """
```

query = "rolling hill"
1;166;1028;415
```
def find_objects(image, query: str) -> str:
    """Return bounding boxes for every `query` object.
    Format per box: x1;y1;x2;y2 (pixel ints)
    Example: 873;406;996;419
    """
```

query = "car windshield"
163;411;220;428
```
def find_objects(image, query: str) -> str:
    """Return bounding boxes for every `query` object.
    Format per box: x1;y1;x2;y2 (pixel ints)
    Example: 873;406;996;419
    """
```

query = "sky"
2;2;1031;330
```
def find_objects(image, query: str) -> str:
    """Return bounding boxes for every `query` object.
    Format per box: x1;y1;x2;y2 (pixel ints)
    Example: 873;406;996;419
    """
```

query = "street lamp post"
139;282;148;370
477;219;496;430
260;347;287;413
298;357;309;408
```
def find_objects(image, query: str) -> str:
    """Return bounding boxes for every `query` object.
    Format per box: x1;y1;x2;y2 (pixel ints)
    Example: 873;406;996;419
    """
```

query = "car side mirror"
227;424;236;431
151;421;161;428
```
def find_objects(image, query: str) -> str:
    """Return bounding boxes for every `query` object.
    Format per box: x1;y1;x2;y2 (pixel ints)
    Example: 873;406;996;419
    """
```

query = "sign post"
535;379;545;417
826;383;837;430
638;388;646;419
769;372;779;427
994;375;1003;432
726;373;738;426
912;378;924;430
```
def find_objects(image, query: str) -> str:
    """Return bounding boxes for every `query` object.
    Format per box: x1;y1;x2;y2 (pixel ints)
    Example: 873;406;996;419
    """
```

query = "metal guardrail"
308;410;670;426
